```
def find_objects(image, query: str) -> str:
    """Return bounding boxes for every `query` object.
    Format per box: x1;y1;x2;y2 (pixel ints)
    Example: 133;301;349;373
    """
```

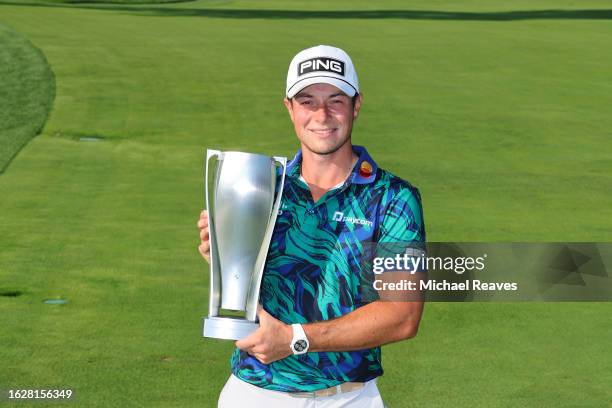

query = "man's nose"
313;105;331;122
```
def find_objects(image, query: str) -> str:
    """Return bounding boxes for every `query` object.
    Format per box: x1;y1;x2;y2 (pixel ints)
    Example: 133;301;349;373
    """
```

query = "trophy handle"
205;149;224;317
245;156;288;321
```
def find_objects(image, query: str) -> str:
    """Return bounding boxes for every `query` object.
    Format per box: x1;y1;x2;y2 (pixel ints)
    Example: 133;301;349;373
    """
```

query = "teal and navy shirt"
231;145;426;392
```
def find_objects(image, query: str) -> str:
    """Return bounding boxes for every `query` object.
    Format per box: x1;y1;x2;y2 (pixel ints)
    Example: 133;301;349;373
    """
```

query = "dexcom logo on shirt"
333;211;373;227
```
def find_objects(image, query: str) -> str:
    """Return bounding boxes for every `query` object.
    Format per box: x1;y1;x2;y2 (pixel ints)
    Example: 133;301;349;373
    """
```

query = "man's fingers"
197;210;211;263
234;318;287;365
241;348;269;364
197;210;209;228
236;336;256;351
199;226;209;241
199;242;210;254
253;354;269;364
256;306;270;324
198;243;210;262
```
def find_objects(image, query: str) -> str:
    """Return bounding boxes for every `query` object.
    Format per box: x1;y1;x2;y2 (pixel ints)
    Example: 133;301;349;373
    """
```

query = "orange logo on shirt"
359;161;372;177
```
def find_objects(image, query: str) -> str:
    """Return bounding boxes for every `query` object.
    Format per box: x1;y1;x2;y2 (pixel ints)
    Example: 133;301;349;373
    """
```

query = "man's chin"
305;137;351;156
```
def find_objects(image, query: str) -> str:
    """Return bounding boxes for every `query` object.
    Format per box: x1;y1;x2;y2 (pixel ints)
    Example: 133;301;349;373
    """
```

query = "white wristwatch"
290;323;310;355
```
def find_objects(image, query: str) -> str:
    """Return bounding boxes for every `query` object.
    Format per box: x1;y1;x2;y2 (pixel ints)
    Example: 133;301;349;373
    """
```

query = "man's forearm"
304;300;424;352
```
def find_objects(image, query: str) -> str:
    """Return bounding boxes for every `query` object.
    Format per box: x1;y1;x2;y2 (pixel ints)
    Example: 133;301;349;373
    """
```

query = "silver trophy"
203;149;287;340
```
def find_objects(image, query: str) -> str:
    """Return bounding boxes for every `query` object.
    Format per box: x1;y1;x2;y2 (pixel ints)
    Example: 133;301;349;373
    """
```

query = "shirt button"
307;208;315;214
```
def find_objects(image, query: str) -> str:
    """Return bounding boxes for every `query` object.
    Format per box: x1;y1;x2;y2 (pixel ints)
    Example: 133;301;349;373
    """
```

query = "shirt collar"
286;144;378;185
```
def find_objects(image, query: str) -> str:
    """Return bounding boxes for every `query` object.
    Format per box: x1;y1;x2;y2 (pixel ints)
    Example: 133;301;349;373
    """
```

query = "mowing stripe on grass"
15;0;196;4
0;23;55;173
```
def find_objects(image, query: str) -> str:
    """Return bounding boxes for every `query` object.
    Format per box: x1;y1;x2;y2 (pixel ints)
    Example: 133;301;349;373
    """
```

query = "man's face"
284;83;362;155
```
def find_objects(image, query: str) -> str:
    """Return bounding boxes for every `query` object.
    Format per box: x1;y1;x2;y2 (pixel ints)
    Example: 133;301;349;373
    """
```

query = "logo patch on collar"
359;161;373;177
298;57;345;77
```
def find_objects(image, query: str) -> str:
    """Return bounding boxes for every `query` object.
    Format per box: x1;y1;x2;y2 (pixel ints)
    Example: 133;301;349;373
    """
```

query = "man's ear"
353;93;363;121
283;97;294;122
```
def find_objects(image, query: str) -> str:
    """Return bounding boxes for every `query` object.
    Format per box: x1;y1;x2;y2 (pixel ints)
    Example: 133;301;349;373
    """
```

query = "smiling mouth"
309;128;337;136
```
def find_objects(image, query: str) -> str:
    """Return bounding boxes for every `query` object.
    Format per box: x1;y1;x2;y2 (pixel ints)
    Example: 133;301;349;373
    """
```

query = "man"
197;45;426;407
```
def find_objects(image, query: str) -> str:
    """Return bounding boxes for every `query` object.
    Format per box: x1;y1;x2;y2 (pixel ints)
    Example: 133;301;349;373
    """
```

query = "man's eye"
331;99;344;104
299;100;311;105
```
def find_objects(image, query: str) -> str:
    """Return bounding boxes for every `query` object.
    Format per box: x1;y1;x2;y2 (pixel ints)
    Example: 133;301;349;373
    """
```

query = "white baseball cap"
286;45;360;98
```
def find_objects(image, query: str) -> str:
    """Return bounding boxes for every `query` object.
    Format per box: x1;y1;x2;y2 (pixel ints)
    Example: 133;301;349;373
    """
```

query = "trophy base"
203;316;259;340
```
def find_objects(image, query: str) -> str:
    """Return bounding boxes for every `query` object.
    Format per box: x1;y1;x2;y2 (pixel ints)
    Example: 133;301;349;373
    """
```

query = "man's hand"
197;210;210;263
235;307;293;365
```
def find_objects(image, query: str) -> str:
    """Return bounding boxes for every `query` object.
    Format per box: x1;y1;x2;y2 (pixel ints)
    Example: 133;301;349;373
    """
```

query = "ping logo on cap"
298;57;345;77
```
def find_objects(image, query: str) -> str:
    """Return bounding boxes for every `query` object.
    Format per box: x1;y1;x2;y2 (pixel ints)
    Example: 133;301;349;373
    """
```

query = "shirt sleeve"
375;185;426;274
377;185;426;244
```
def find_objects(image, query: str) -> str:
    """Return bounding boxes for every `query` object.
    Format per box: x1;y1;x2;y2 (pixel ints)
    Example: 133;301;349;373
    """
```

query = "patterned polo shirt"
231;144;426;392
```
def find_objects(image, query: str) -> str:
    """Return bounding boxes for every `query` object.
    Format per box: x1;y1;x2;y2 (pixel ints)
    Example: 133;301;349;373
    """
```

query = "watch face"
294;340;307;352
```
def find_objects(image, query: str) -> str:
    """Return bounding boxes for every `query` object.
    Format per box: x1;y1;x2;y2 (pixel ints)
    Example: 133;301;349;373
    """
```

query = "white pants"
218;375;385;408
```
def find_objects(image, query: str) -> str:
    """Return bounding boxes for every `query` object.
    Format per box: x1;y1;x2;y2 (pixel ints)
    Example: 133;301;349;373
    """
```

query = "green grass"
0;23;54;173
10;0;195;4
0;0;611;406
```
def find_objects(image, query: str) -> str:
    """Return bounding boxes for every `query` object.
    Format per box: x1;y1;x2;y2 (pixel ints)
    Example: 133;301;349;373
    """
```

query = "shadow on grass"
0;289;25;297
0;23;55;174
60;0;193;4
0;2;612;21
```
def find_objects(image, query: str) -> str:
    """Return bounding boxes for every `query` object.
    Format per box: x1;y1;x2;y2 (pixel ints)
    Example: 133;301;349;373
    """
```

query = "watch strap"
290;323;309;354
